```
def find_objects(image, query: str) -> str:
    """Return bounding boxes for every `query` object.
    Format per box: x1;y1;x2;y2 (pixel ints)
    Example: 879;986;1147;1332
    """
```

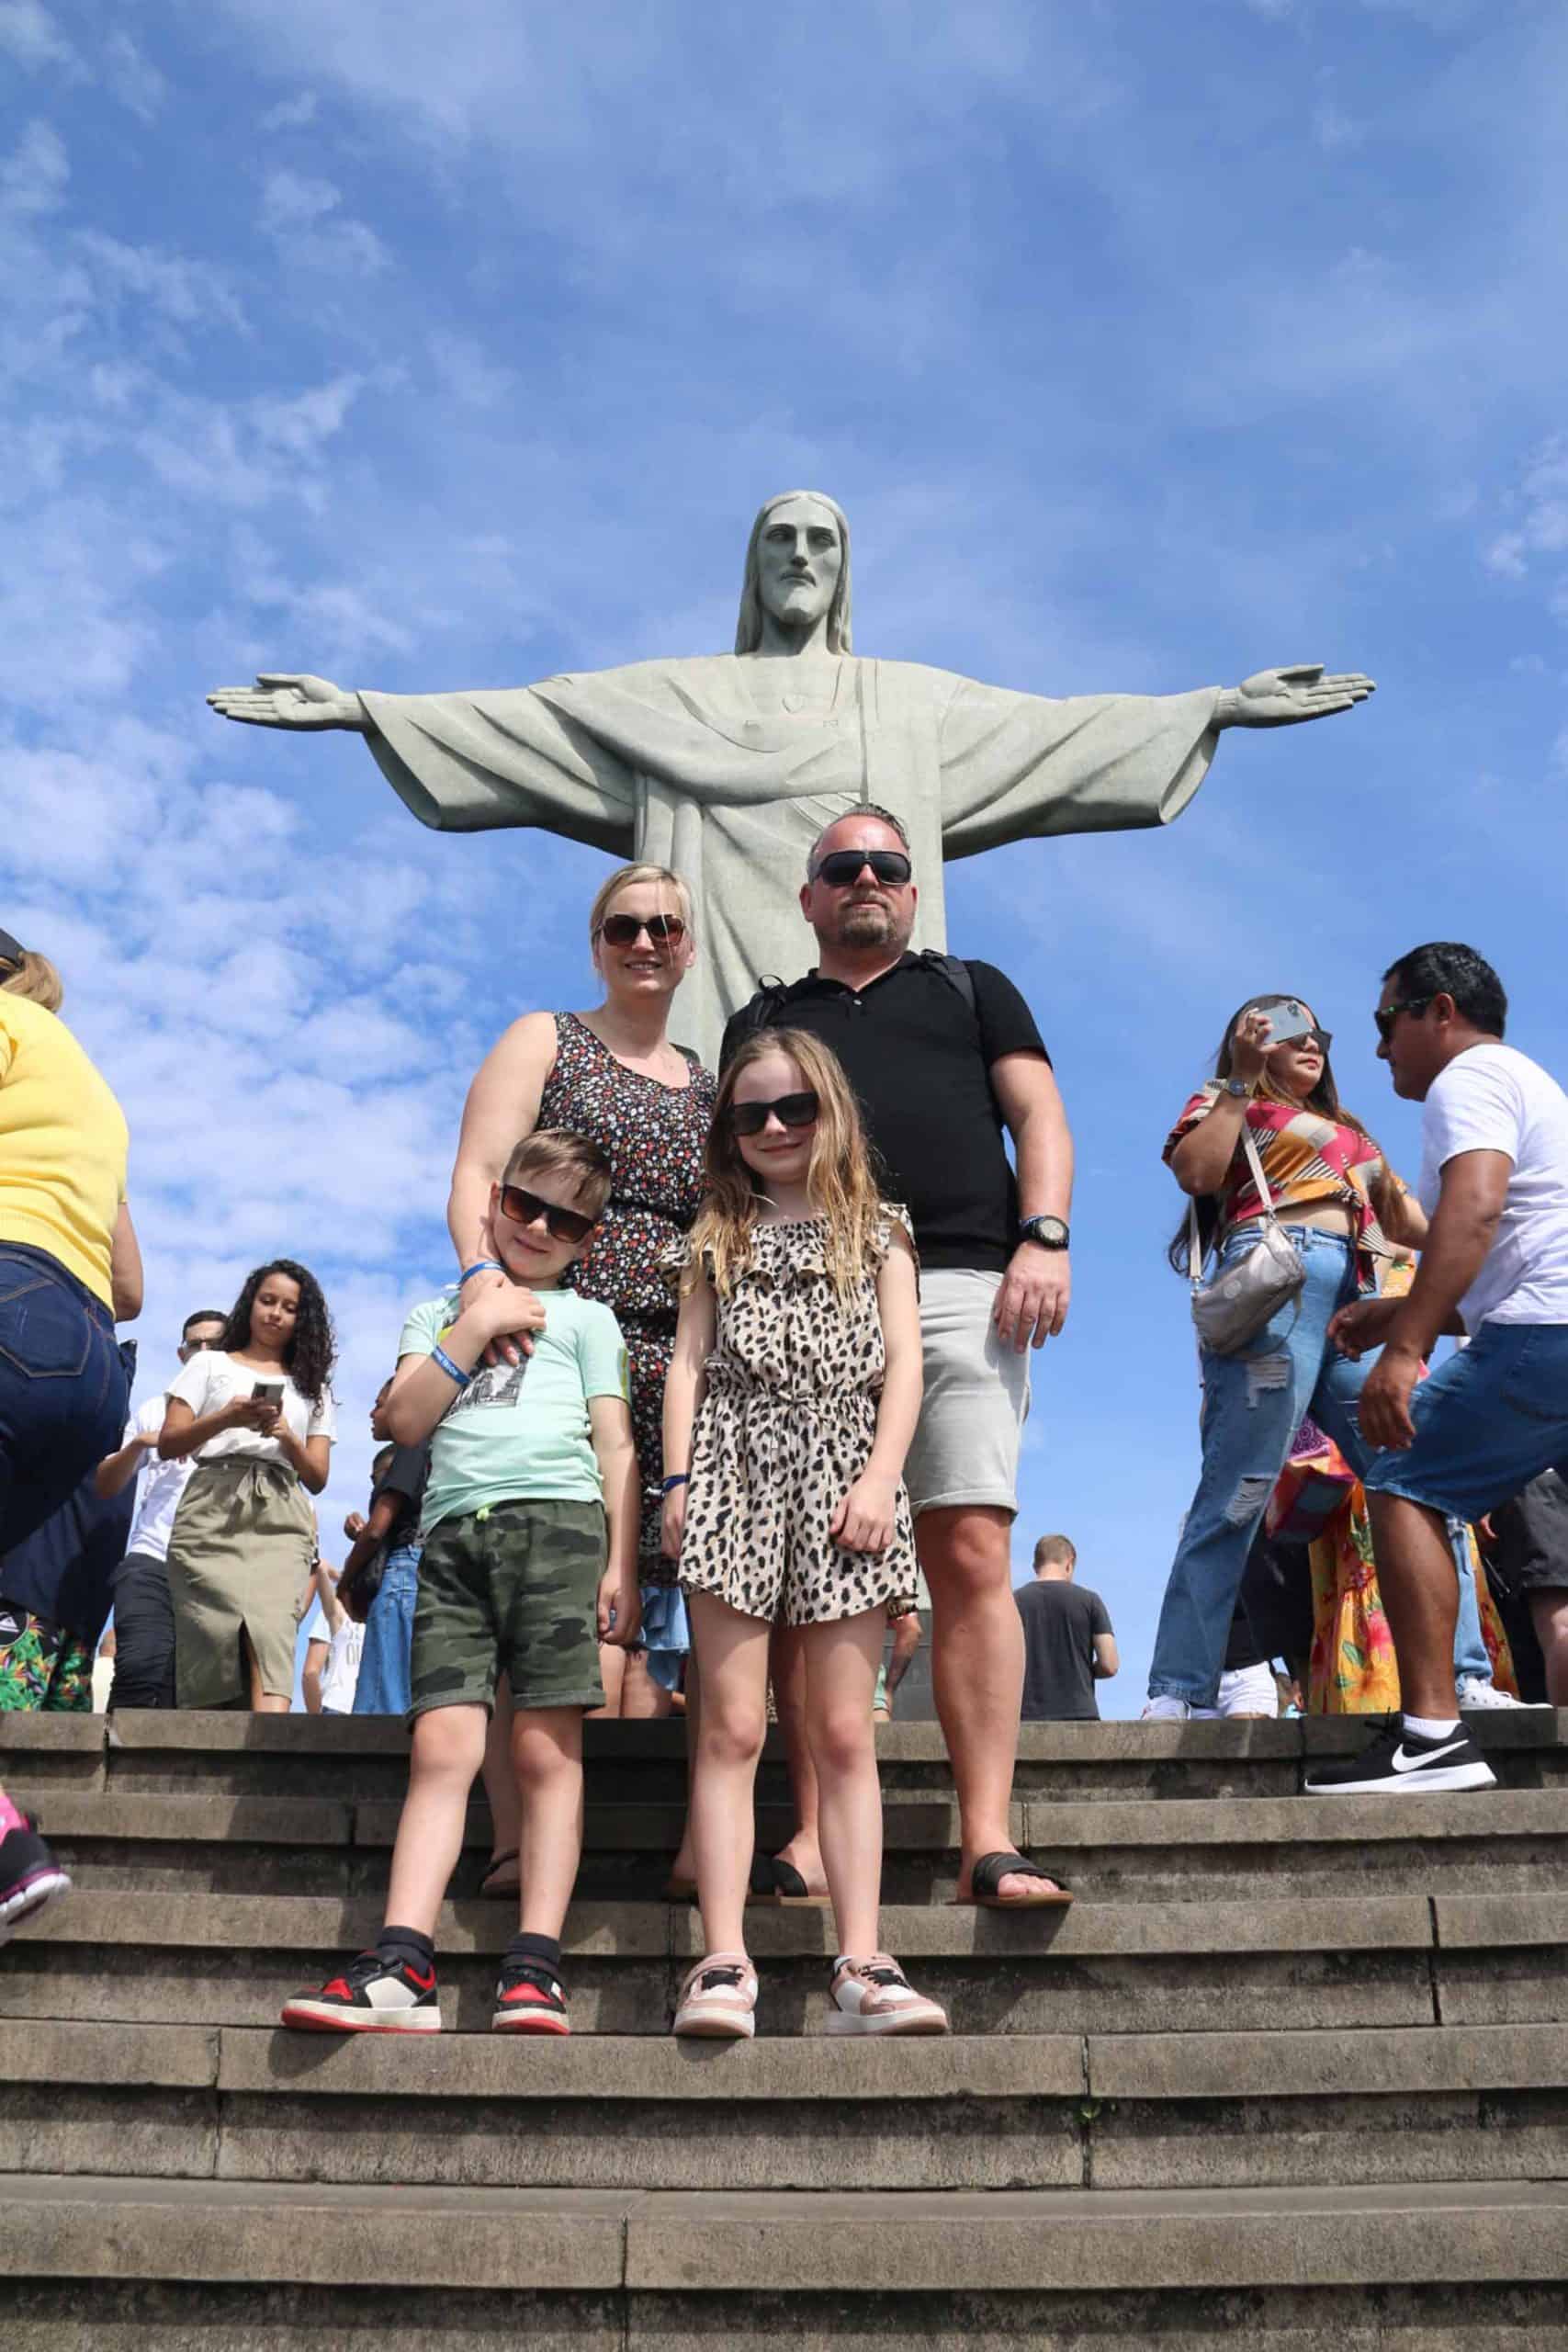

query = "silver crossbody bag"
1189;1123;1306;1355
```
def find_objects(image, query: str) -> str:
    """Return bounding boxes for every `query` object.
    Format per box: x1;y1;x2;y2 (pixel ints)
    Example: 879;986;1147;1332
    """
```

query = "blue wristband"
459;1260;502;1284
661;1472;689;1494
431;1344;471;1387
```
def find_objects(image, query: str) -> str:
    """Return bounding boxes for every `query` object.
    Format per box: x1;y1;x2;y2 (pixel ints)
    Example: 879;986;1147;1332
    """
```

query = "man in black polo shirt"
721;808;1074;1905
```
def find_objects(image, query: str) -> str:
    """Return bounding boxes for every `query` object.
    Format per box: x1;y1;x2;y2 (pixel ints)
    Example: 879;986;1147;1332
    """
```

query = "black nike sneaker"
281;1949;442;2032
1303;1718;1497;1796
491;1955;570;2035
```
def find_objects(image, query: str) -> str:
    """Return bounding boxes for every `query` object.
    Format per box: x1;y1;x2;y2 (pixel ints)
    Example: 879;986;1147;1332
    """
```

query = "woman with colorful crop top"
1144;994;1427;1718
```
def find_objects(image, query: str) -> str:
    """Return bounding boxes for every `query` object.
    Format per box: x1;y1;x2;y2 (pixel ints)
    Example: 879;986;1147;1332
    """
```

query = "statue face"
756;497;843;634
800;816;917;956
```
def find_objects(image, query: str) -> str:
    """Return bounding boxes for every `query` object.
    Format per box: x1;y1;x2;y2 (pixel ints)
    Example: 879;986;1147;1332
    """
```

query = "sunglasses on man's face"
497;1183;597;1244
812;850;912;888
596;913;686;948
728;1090;820;1137
1373;997;1431;1045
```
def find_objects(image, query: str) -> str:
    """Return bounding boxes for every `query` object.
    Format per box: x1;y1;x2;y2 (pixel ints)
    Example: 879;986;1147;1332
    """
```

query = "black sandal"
479;1848;520;1900
955;1850;1073;1908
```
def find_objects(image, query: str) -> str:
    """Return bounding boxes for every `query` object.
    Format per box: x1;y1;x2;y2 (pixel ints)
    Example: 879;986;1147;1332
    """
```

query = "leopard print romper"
673;1208;919;1626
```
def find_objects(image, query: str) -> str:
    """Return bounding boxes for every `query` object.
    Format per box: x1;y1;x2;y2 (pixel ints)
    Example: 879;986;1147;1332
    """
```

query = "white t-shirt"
164;1351;337;1463
301;1597;363;1713
123;1396;196;1564
1418;1043;1568;1330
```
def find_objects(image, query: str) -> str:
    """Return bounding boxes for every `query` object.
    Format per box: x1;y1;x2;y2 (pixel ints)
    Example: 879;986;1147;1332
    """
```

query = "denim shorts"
1361;1320;1568;1523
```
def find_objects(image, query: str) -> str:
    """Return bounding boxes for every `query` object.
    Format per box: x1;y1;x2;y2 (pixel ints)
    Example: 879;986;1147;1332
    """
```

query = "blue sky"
5;0;1567;1708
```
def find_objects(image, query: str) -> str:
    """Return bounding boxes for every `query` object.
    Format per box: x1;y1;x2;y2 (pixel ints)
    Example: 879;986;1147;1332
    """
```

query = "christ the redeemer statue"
210;490;1373;1060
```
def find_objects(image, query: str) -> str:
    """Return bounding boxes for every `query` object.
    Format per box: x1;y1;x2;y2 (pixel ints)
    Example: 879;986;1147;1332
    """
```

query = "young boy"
282;1130;639;2036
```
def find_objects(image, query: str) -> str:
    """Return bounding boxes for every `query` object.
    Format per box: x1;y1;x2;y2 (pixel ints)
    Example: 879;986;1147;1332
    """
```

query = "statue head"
735;490;852;655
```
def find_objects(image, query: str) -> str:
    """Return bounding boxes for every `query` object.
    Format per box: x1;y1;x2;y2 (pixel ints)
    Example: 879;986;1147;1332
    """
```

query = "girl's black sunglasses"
596;913;686;948
497;1183;596;1244
728;1090;820;1136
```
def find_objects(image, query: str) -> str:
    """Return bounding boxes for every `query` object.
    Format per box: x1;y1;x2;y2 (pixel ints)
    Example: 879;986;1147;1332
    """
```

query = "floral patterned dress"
537;1013;716;1585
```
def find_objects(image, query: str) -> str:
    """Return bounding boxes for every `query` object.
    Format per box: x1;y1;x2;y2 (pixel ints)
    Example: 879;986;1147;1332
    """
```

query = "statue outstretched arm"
938;662;1375;860
207;671;637;855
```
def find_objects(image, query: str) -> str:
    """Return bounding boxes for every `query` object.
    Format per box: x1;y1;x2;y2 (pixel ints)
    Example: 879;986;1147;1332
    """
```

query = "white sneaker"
1455;1676;1526;1710
672;1952;757;2039
826;1954;949;2037
1141;1697;1190;1721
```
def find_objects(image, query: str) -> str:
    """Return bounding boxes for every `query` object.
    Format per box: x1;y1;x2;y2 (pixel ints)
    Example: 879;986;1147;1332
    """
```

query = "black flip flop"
479;1848;521;1900
750;1853;832;1907
953;1850;1073;1908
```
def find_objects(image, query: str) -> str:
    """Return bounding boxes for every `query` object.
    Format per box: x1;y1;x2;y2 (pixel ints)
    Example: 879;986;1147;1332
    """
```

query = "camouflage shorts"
408;1499;607;1723
0;1603;94;1713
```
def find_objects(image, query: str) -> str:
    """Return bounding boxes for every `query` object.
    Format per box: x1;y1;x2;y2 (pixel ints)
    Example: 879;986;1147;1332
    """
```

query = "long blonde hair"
686;1029;886;1305
0;949;63;1012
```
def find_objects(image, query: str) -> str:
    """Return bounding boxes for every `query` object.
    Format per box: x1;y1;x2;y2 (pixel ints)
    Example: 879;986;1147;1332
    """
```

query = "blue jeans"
352;1544;420;1716
0;1245;128;1553
1149;1227;1372;1706
1450;1522;1491;1683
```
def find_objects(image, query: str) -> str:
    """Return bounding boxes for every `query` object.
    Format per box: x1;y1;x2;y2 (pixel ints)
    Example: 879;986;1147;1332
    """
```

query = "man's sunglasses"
1374;997;1430;1045
728;1090;820;1136
497;1183;597;1244
596;913;687;948
812;850;912;888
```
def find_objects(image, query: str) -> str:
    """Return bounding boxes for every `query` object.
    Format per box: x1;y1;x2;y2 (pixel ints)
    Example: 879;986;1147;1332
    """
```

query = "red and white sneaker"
280;1950;442;2032
672;1952;758;2039
0;1815;70;1942
492;1957;570;2035
827;1954;949;2036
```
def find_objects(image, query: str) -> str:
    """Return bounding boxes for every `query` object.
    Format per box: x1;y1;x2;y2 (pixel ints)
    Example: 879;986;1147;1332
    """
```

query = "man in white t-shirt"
92;1307;228;1708
1306;944;1568;1796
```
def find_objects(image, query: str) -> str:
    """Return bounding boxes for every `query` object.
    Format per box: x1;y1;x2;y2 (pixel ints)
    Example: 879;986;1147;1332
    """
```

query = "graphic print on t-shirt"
446;1351;529;1416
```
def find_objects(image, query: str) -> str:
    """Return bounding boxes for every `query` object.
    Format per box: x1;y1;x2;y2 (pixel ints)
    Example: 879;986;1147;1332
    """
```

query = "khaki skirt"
165;1457;316;1707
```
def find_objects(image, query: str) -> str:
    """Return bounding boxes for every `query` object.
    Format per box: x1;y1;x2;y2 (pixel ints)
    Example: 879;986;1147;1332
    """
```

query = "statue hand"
1214;664;1376;730
206;673;366;731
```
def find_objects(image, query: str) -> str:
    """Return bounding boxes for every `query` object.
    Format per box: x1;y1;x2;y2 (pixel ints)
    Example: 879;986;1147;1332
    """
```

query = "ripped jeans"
1148;1225;1372;1707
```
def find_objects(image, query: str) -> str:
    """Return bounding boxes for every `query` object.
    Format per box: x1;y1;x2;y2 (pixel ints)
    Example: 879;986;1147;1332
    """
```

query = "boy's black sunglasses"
1373;997;1431;1044
812;849;912;888
497;1183;596;1244
728;1090;820;1136
596;913;686;948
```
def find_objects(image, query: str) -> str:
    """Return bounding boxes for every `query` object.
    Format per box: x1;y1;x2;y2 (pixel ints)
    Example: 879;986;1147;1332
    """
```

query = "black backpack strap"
919;951;976;1015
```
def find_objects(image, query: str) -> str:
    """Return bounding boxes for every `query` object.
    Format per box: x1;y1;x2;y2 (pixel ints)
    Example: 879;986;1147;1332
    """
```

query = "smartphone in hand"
252;1380;284;1405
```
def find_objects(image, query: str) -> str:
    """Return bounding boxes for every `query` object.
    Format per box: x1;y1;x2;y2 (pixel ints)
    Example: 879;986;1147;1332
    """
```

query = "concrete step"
6;1706;1567;1803
3;2018;1565;2193
9;2174;1568;2347
2;1886;1474;2036
19;1779;1568;1901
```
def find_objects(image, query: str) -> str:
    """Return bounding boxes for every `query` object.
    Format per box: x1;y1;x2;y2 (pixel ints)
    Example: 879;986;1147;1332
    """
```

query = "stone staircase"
4;1707;1568;2346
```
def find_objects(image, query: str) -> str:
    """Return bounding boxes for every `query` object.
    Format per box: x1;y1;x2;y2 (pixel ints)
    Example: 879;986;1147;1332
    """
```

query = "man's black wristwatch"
1018;1216;1070;1250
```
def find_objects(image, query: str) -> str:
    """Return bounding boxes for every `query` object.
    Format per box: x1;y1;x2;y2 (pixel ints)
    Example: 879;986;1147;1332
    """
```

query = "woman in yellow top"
0;927;141;1937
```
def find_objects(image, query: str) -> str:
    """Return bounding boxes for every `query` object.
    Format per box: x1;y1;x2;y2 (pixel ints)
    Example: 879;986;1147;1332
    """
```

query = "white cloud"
1;117;68;216
261;89;319;131
75;230;248;333
101;29;167;121
430;334;514;411
258;169;389;275
0;0;74;71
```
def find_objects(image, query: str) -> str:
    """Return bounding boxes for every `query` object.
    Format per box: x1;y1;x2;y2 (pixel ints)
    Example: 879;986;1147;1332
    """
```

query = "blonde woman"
661;1029;945;2041
450;865;715;1888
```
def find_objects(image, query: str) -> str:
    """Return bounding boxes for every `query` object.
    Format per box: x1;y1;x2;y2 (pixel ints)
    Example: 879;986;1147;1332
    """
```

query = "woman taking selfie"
1144;996;1425;1720
159;1259;337;1713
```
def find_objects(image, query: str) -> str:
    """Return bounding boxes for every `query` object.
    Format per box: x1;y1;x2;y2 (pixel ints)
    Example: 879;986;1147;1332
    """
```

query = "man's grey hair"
735;490;853;657
805;803;911;881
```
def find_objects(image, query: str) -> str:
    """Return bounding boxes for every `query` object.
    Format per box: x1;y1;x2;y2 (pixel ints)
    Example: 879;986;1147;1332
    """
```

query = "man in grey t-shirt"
1016;1535;1118;1722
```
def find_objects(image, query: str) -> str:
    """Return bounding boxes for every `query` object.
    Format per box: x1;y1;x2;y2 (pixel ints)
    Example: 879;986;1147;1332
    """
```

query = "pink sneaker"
0;1815;70;1942
672;1952;758;2039
827;1954;949;2037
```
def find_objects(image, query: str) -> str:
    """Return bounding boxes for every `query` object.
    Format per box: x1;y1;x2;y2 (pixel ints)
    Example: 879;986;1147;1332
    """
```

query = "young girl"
160;1259;337;1713
662;1030;947;2039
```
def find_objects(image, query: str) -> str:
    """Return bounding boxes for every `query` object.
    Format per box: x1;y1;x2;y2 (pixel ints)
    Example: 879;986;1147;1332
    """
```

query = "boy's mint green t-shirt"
398;1287;630;1536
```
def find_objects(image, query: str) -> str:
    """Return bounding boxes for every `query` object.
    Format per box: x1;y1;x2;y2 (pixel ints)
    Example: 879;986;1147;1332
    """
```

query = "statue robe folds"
362;655;1221;1063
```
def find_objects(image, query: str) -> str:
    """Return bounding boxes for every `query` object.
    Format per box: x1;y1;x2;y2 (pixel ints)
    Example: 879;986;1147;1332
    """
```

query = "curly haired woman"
159;1260;337;1712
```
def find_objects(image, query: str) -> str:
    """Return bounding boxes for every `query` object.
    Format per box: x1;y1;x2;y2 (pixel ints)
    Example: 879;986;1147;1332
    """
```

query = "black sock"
504;1930;562;1978
378;1925;436;1973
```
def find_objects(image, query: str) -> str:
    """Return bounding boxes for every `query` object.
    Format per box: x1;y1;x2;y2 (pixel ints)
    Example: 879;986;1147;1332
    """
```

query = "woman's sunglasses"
497;1183;597;1244
812;850;912;888
596;913;687;948
728;1090;820;1136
